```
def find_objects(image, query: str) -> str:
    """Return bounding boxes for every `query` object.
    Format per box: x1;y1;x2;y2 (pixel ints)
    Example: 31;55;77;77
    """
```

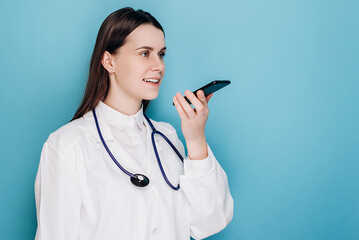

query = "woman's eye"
141;51;149;57
159;52;166;59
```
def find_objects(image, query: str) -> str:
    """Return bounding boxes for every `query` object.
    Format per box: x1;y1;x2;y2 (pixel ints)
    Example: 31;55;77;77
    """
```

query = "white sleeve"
34;139;82;240
179;142;234;239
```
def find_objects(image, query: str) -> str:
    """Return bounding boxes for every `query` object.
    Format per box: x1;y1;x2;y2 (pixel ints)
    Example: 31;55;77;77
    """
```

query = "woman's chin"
143;92;160;101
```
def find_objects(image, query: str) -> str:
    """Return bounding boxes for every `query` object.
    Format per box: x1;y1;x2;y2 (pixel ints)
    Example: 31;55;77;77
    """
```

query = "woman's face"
108;24;166;103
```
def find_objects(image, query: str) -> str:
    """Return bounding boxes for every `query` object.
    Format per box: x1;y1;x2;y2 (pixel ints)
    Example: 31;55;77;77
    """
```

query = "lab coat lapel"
83;107;144;174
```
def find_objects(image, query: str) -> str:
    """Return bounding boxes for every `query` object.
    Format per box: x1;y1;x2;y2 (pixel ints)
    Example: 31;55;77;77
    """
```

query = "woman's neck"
103;89;142;116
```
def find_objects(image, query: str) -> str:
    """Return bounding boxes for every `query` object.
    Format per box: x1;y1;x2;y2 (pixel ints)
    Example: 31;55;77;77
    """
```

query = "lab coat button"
153;228;159;235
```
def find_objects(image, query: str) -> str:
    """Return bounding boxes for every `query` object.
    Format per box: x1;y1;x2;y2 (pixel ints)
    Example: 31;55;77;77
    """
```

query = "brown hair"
71;7;164;121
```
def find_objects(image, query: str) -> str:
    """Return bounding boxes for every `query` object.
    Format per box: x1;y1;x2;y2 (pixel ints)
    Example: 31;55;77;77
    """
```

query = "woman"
35;7;233;240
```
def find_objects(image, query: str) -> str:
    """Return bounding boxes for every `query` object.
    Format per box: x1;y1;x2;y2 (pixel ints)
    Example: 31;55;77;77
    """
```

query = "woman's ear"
101;51;115;73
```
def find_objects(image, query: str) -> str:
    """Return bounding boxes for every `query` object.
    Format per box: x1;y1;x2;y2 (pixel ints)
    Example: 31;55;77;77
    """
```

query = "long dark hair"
71;7;164;121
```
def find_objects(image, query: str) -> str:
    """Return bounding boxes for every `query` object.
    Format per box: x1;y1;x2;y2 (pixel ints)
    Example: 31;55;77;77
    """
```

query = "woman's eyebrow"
135;46;166;51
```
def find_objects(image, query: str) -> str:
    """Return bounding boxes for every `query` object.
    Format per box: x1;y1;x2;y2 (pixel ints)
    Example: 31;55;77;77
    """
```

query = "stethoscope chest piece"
130;174;150;187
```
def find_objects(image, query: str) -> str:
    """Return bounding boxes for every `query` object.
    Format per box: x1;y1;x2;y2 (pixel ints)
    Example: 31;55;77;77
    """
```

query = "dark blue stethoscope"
92;109;184;190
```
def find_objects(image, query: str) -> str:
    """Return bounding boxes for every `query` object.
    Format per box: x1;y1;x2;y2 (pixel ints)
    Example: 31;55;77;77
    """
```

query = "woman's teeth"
143;78;159;83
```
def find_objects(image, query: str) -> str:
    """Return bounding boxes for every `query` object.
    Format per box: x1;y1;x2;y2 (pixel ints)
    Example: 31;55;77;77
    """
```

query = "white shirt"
34;101;234;240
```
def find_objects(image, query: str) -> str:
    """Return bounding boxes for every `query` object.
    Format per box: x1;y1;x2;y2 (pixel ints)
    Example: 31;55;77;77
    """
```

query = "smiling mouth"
143;78;161;87
143;78;160;83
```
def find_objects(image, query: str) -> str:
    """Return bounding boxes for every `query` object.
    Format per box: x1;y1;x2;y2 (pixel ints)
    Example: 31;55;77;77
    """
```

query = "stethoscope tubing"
151;130;181;190
92;109;184;190
93;109;135;178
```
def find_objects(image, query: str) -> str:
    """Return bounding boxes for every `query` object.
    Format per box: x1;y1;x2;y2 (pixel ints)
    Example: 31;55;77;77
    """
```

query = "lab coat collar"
98;101;145;132
83;103;149;143
83;104;115;143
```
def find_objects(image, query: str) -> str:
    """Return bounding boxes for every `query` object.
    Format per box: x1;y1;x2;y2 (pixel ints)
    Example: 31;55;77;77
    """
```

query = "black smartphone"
173;80;231;105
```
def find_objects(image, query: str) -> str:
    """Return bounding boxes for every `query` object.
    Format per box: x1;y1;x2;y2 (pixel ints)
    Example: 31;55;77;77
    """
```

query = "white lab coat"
34;103;234;240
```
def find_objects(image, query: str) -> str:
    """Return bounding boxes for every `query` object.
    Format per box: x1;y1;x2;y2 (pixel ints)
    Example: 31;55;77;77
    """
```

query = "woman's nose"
150;56;165;72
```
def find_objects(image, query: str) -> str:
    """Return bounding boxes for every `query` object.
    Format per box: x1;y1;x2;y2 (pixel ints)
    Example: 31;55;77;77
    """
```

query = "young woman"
35;7;233;240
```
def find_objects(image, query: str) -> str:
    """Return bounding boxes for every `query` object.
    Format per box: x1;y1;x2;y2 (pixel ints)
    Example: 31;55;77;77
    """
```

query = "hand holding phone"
172;80;231;159
173;80;231;105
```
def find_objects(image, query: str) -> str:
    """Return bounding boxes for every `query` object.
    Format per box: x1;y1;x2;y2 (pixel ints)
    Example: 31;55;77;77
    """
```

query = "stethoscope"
92;109;184;190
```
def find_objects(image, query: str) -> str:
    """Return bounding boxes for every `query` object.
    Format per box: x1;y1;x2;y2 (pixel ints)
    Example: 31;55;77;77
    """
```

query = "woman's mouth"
143;78;160;86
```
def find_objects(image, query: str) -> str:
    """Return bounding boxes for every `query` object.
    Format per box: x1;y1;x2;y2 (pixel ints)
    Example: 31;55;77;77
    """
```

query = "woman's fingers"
196;90;207;107
196;90;212;110
173;95;188;119
184;90;205;112
174;90;212;119
176;92;196;118
206;93;214;103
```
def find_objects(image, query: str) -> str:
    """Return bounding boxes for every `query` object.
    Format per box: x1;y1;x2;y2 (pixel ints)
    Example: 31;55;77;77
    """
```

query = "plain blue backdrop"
1;0;358;239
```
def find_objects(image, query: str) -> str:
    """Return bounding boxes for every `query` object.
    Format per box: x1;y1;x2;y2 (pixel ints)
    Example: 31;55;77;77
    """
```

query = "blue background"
0;0;358;239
